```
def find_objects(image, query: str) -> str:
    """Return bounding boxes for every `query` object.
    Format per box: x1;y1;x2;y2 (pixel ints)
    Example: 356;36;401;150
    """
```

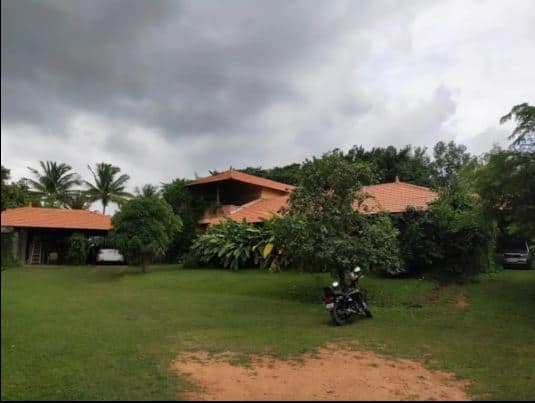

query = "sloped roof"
201;179;438;224
187;170;295;193
1;206;112;230
201;196;290;225
356;181;438;214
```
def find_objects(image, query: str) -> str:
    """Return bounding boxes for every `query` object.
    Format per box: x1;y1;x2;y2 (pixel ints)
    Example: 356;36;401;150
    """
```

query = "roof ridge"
364;181;436;192
229;170;295;188
400;181;437;192
188;169;294;192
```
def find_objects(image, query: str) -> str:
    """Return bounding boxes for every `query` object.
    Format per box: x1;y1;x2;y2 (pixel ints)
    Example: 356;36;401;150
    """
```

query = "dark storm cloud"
2;0;533;193
1;0;373;139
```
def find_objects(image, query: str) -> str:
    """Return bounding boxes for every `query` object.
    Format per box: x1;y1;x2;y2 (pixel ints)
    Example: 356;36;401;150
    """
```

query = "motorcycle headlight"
332;281;339;288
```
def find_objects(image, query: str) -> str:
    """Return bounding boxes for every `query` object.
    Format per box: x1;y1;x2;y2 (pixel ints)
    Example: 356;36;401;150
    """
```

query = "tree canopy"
110;196;182;271
85;163;132;214
24;161;81;207
500;103;535;151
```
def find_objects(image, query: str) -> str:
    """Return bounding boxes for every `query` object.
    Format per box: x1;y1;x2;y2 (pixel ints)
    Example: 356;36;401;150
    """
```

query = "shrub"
396;186;497;279
1;233;19;268
190;218;284;271
66;232;90;265
110;196;182;272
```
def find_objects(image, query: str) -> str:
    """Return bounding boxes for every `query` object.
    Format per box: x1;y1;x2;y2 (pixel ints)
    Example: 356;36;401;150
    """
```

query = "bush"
66;232;90;265
190;219;284;271
396;186;497;279
1;233;19;268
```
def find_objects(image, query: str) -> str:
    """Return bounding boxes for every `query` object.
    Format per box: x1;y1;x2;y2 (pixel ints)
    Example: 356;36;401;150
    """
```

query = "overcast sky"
2;0;535;198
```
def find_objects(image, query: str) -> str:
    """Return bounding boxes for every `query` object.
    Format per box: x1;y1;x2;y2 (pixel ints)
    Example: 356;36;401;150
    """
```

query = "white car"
96;248;125;264
502;241;531;269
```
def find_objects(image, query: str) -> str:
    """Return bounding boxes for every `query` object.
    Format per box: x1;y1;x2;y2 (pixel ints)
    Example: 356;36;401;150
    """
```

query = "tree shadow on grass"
86;264;182;282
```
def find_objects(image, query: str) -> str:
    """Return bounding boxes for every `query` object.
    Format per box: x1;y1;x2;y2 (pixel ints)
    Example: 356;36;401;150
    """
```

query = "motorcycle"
323;266;372;326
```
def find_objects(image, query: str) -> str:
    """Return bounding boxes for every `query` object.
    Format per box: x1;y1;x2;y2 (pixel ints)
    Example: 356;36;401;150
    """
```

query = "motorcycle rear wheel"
331;305;350;326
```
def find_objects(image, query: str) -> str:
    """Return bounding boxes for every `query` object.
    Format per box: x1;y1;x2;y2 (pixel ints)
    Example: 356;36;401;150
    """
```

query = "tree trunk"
141;256;147;273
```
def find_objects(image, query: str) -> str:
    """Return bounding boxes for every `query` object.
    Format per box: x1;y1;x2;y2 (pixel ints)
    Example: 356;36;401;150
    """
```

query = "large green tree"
84;163;132;214
473;149;535;244
273;151;403;276
1;166;37;210
25;161;81;207
344;145;434;187
431;141;474;188
110;196;182;272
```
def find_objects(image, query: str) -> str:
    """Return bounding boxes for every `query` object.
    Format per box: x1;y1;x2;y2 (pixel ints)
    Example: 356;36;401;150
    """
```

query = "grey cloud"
1;0;375;140
2;0;533;190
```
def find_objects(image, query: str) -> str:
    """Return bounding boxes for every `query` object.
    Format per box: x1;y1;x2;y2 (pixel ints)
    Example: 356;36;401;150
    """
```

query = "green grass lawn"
2;265;534;400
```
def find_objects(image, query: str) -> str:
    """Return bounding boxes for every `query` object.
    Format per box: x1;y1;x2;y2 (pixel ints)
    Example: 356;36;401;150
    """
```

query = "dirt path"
170;346;470;401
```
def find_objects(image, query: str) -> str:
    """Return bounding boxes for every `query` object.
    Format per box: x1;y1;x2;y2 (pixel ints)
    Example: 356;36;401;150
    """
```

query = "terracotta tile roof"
187;170;295;193
1;206;112;230
356;181;438;214
201;180;438;225
202;196;290;225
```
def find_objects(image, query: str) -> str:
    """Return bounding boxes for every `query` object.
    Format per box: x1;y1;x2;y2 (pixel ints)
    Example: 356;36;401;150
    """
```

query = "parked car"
96;248;125;265
502;241;531;269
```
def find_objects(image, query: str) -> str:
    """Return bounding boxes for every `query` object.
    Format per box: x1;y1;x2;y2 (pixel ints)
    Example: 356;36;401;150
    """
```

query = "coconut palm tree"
25;161;81;207
64;190;91;210
84;163;132;214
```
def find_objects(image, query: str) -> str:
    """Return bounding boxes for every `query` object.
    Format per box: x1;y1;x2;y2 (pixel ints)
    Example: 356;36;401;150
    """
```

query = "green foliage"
393;208;440;273
134;184;160;197
500;102;535;149
274;151;363;275
66;233;90;265
161;178;211;261
1;233;18;268
472;149;535;244
110;197;182;271
240;163;303;186
85;163;132;214
396;186;497;279
432;141;475;188
1;166;36;210
63;190;91;210
234;142;472;189
24;161;81;207
356;214;404;276
190;219;282;270
344;145;434;186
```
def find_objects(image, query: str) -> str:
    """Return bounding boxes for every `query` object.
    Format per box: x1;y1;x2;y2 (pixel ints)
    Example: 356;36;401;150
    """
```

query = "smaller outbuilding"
1;205;111;265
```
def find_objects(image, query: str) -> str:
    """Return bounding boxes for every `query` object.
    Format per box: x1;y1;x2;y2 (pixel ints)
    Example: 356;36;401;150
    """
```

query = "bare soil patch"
170;346;470;401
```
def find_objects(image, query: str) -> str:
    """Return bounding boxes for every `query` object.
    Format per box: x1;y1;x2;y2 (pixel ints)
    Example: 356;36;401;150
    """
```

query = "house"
1;205;111;265
1;169;439;265
187;168;438;228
